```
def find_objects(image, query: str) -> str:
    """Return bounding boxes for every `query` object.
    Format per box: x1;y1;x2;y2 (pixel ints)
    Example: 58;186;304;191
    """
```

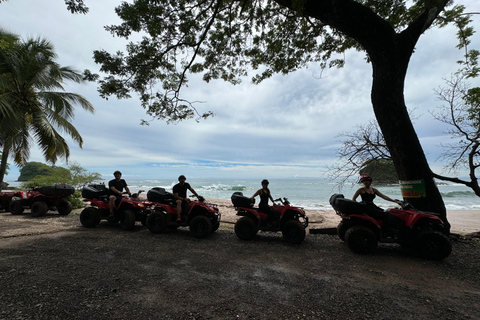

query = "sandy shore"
207;198;480;235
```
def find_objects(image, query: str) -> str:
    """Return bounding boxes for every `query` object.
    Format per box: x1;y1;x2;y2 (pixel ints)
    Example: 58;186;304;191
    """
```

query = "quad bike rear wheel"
282;220;306;244
189;215;212;238
9;200;24;215
345;225;378;254
31;201;48;217
80;207;101;228
415;230;452;260
1;201;11;212
234;216;258;241
56;198;72;215
119;209;136;231
146;212;167;233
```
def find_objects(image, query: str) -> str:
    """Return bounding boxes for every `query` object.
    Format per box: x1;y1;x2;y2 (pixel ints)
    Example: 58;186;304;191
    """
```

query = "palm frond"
0;31;93;169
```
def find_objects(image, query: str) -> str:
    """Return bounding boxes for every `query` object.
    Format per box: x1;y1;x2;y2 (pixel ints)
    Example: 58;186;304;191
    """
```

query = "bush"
70;190;85;210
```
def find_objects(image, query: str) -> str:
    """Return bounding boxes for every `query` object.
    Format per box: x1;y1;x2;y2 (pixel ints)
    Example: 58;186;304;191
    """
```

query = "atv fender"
341;215;381;239
236;208;260;218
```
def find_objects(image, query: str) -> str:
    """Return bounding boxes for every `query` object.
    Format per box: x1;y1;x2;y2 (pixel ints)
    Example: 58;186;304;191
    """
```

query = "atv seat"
330;193;384;216
82;185;109;200
231;192;255;208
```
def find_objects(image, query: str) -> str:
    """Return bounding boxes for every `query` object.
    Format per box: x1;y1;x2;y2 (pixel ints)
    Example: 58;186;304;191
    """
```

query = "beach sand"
208;198;480;235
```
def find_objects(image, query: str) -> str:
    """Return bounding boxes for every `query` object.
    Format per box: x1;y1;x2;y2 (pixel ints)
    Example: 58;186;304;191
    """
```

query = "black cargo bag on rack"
231;192;255;208
147;187;175;204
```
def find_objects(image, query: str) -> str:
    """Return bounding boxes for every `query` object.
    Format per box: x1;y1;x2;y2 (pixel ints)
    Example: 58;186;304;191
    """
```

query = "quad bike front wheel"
189;215;213;238
56;199;72;215
282;220;306;244
9;200;24;215
80;207;101;228
146;212;167;234
234;216;258;241
337;221;349;242
211;221;220;233
345;225;378;254
31;201;48;217
415;231;452;260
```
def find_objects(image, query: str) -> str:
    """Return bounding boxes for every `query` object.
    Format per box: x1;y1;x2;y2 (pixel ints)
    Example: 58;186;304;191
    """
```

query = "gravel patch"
0;212;479;319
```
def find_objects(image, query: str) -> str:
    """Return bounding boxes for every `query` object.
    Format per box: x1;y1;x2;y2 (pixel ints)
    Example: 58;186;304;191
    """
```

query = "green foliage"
65;0;89;14
69;190;85;210
67;161;102;189
19;161;101;192
360;159;398;184
18;162;70;182
85;0;473;124
19;162;72;188
0;28;94;187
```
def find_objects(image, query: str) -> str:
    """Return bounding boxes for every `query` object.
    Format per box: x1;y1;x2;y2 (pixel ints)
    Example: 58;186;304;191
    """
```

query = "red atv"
231;192;309;244
80;184;154;231
0;191;15;212
329;194;451;260
9;184;74;217
145;187;221;238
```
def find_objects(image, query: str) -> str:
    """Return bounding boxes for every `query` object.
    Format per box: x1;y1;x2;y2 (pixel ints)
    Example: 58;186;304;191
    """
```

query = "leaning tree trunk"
0;143;10;190
370;44;449;229
297;0;451;229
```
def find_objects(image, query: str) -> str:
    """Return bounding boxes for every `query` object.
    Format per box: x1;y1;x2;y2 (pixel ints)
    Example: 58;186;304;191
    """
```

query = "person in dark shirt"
108;170;131;216
172;175;199;222
250;179;278;224
352;174;402;220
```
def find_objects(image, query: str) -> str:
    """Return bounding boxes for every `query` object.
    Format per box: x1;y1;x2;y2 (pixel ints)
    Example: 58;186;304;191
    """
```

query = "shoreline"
207;198;480;236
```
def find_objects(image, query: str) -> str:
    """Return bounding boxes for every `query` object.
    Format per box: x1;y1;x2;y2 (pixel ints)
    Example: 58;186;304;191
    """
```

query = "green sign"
400;179;426;198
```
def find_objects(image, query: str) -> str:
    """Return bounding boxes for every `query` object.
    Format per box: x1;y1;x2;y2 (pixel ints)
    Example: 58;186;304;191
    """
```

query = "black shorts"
112;194;123;206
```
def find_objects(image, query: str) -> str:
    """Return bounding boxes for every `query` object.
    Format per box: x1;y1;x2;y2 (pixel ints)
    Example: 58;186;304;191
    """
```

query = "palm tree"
0;29;94;187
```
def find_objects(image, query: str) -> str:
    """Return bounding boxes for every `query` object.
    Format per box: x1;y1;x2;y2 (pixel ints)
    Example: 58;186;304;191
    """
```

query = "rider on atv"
250;179;279;226
173;175;200;222
352;174;403;225
108;170;131;219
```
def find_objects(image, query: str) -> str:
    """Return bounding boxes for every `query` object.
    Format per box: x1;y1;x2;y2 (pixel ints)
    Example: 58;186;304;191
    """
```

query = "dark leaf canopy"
89;0;468;123
65;0;89;14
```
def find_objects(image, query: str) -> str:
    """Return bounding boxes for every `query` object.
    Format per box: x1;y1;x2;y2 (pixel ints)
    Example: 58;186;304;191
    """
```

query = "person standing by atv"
352;174;402;219
250;179;279;224
108;170;131;218
173;175;199;222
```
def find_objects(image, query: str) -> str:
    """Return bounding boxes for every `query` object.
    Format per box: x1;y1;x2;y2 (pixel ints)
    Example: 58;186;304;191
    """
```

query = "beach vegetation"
360;159;398;185
0;29;94;188
19;161;101;190
18;161;70;182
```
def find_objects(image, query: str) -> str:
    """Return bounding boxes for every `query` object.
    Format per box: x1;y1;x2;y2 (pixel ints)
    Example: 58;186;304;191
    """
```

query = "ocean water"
117;178;479;211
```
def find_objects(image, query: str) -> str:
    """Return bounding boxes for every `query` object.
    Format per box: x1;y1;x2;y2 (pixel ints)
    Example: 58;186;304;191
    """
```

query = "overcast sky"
1;0;479;181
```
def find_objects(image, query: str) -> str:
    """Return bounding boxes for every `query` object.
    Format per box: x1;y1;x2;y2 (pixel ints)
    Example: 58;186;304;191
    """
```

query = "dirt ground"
1;208;480;320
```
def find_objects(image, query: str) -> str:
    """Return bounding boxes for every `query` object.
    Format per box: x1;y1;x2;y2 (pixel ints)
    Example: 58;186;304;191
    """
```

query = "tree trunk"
0;143;10;190
281;0;452;228
370;46;449;229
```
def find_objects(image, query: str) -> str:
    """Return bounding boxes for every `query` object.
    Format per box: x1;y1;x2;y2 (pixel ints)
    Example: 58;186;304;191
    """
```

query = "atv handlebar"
189;194;205;202
274;197;290;206
394;200;414;210
130;190;145;199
